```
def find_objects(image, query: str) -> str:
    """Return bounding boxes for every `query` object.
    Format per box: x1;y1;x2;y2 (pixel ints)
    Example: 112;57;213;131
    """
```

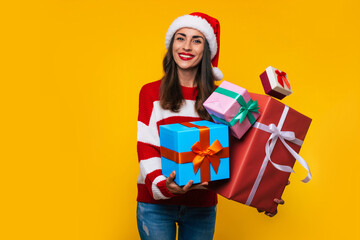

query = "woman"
136;12;283;240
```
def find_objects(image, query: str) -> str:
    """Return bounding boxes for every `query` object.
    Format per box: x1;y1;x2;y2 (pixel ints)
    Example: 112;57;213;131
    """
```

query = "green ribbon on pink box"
210;87;260;127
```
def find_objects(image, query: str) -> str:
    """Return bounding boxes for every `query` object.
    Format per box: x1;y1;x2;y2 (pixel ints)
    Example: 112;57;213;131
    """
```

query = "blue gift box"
159;120;230;186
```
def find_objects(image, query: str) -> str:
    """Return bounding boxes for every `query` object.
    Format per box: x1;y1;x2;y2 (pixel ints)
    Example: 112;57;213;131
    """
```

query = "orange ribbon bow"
275;70;291;89
191;139;223;175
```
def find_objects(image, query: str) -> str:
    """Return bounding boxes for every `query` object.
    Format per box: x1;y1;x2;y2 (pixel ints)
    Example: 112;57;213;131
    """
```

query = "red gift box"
208;93;312;214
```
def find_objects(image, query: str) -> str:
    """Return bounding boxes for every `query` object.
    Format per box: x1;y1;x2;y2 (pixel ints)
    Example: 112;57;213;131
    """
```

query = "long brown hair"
159;36;214;120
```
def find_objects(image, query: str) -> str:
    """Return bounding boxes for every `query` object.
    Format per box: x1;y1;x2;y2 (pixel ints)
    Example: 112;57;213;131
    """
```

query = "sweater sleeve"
137;85;176;200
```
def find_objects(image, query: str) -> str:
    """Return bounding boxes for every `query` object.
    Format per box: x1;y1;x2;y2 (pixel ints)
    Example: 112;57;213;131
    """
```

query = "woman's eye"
176;37;184;41
193;39;202;44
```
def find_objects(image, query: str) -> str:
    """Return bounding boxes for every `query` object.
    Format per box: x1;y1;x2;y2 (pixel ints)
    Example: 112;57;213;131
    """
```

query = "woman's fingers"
274;198;285;205
258;198;284;217
262;198;283;217
166;171;177;189
193;185;208;190
166;171;183;194
263;180;288;216
265;209;278;217
258;208;277;217
193;181;208;188
166;173;197;194
182;180;193;192
190;181;208;190
199;181;209;186
167;171;176;183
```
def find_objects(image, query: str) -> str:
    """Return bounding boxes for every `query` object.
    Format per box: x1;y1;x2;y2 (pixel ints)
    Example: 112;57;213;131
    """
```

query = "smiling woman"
159;14;220;119
136;12;222;240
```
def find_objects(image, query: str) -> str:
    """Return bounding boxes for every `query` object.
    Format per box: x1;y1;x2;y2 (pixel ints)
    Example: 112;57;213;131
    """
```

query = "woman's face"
172;27;205;71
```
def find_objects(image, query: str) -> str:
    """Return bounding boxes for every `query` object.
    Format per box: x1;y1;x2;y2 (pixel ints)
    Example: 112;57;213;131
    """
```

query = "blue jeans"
137;202;216;240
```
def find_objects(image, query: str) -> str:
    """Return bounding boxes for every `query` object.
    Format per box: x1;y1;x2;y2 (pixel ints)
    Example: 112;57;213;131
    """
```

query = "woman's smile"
178;52;195;60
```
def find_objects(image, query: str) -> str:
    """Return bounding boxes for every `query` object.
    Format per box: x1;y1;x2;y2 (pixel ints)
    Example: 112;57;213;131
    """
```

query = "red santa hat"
165;12;223;80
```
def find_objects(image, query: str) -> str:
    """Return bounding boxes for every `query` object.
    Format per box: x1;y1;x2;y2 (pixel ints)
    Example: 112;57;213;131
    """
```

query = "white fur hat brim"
212;67;223;80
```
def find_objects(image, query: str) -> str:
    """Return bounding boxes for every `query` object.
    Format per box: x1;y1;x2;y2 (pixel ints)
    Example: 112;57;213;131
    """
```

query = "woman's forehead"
175;27;205;38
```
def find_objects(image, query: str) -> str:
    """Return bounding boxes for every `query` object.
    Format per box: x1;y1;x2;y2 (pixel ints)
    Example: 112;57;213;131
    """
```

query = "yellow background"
1;0;359;239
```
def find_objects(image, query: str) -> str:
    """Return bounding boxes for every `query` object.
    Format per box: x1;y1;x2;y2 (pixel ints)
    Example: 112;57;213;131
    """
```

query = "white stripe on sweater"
137;121;160;146
153;100;198;120
137;157;162;184
152;175;169;200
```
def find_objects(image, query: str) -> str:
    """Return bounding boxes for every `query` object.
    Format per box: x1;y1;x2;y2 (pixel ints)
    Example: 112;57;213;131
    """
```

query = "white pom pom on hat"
165;12;223;80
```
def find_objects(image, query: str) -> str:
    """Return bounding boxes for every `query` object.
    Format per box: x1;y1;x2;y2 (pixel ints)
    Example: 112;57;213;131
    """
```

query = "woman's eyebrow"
176;33;186;37
192;35;204;40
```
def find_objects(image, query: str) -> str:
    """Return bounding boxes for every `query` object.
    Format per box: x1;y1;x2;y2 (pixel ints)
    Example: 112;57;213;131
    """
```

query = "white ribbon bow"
245;105;311;206
265;123;311;183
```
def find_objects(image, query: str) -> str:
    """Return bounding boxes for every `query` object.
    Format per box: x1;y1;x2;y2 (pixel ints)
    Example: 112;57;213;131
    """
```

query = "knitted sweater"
136;80;217;207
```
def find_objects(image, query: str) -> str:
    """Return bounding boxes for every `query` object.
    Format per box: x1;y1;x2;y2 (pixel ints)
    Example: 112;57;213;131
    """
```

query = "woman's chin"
177;65;199;73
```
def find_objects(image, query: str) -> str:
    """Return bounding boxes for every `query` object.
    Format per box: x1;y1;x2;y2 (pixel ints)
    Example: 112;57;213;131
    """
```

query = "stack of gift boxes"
159;66;312;214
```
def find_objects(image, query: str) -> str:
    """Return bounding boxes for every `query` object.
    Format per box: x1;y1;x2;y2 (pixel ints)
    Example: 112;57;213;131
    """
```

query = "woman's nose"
183;40;191;51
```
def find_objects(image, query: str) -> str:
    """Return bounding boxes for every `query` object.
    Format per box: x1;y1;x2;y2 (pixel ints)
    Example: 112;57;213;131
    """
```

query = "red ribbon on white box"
245;105;311;206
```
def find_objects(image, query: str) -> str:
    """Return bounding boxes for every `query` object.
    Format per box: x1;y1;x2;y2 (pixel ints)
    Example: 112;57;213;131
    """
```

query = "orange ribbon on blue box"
160;122;229;183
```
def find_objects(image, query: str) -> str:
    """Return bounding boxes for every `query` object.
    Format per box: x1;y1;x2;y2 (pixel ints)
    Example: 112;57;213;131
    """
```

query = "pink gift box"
260;66;293;100
203;81;260;139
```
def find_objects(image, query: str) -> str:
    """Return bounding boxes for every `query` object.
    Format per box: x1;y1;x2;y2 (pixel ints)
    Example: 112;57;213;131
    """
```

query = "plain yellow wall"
1;0;359;239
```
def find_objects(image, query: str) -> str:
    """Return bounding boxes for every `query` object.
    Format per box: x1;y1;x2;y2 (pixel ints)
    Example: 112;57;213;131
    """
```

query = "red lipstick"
178;52;195;61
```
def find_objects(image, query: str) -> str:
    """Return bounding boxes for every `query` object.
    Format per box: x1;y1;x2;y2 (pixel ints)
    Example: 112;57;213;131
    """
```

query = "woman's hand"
257;180;290;217
166;171;209;195
257;198;285;217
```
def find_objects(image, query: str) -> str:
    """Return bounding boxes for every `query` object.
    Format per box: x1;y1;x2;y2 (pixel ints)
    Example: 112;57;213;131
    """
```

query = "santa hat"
165;12;223;80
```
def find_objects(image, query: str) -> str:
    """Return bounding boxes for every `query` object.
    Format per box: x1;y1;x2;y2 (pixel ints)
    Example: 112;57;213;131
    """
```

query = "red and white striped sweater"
137;80;217;207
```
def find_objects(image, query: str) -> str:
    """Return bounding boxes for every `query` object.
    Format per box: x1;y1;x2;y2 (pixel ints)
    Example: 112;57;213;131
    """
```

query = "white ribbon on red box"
245;105;311;206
